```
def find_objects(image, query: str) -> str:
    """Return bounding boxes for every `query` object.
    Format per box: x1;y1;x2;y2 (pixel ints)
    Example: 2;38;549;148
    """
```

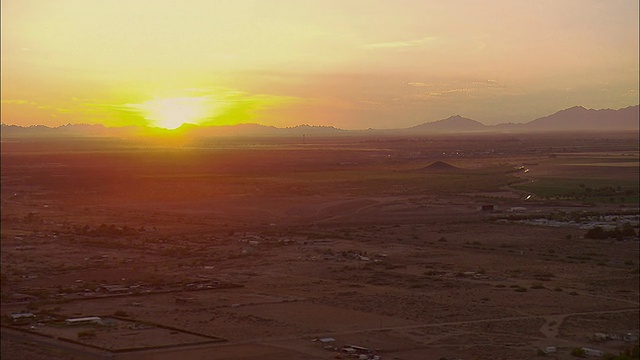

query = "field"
1;132;638;360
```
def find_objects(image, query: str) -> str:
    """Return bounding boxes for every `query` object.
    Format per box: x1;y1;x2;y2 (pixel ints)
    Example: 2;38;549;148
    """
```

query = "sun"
136;97;212;129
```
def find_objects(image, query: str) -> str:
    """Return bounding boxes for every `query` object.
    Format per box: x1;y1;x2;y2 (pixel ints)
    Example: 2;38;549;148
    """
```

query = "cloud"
1;98;71;113
1;99;37;105
424;88;472;97
360;36;436;50
623;89;638;97
405;79;507;99
407;82;431;87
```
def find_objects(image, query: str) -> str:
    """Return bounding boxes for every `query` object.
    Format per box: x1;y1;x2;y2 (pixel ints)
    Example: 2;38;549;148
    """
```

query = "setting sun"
1;1;637;129
132;97;213;129
1;1;639;359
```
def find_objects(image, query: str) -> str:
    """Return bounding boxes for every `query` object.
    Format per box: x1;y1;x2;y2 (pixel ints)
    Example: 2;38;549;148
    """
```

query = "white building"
582;347;603;357
65;316;102;325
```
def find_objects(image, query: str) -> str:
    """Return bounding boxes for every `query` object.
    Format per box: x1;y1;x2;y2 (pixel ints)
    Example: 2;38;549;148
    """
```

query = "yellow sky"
2;0;638;129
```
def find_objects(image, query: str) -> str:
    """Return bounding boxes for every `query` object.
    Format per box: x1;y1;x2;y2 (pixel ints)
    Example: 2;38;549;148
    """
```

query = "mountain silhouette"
1;105;637;138
409;115;487;132
523;105;639;131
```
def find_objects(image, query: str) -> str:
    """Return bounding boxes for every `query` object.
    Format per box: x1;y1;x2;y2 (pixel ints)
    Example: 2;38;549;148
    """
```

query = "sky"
1;0;638;129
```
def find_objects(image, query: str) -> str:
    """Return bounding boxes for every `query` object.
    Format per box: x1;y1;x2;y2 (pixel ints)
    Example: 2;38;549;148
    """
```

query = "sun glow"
135;97;213;129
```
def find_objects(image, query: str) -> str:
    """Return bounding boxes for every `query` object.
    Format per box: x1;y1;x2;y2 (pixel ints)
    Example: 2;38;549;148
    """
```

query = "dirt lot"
1;133;638;359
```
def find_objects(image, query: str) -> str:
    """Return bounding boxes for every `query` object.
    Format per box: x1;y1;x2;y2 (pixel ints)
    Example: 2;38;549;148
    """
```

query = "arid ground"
1;133;638;360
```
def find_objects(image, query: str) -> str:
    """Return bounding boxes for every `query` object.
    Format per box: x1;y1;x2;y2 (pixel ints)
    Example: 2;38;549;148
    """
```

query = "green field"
514;177;639;203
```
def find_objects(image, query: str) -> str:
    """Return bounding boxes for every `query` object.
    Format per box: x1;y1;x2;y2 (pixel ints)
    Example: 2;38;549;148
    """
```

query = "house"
347;345;371;354
342;347;357;355
593;333;607;341
582;348;603;357
65;316;102;326
10;312;35;322
318;337;335;344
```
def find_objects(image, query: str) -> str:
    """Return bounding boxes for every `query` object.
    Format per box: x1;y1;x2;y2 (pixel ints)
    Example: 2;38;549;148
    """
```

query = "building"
582;348;603;357
10;312;35;322
65;316;102;326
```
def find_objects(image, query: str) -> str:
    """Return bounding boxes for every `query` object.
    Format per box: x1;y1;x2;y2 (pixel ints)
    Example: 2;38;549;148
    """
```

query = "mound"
419;161;462;172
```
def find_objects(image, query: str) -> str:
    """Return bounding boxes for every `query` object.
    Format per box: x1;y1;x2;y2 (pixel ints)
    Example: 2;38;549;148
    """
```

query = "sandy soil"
1;134;638;359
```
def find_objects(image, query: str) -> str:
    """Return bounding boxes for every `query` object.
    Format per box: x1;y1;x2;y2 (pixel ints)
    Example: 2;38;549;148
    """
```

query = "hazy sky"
2;0;638;129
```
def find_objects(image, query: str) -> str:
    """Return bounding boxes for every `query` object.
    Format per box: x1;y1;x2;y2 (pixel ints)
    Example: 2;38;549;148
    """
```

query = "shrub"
586;225;638;240
536;348;547;356
570;347;586;357
77;329;96;339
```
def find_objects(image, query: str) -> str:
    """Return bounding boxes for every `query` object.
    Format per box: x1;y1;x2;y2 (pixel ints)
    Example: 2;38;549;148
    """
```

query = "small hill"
410;115;487;133
418;161;462;172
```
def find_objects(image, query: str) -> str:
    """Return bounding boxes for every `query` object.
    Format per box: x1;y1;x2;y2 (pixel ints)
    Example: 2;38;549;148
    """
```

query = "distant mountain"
405;105;639;133
55;123;109;135
523;105;639;131
409;115;487;132
1;105;637;138
0;123;148;138
281;124;344;134
187;123;343;137
0;122;345;138
1;124;65;137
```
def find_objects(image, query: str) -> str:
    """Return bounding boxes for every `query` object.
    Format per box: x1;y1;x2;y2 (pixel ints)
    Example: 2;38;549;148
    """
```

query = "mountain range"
1;105;637;138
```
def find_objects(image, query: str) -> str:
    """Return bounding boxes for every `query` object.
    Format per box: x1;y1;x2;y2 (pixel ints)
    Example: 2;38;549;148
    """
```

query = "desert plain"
1;132;638;360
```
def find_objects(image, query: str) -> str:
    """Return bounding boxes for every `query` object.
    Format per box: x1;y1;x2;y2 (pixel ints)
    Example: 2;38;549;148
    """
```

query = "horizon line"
1;104;638;131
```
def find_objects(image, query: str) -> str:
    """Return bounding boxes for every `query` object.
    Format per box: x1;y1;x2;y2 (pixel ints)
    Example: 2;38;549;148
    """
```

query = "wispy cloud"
1;99;37;105
360;36;436;50
402;79;510;102
407;82;432;87
406;79;505;95
424;88;472;97
1;98;74;113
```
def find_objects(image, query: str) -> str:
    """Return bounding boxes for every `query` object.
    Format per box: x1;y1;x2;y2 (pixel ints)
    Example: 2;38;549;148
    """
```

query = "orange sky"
2;0;638;129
